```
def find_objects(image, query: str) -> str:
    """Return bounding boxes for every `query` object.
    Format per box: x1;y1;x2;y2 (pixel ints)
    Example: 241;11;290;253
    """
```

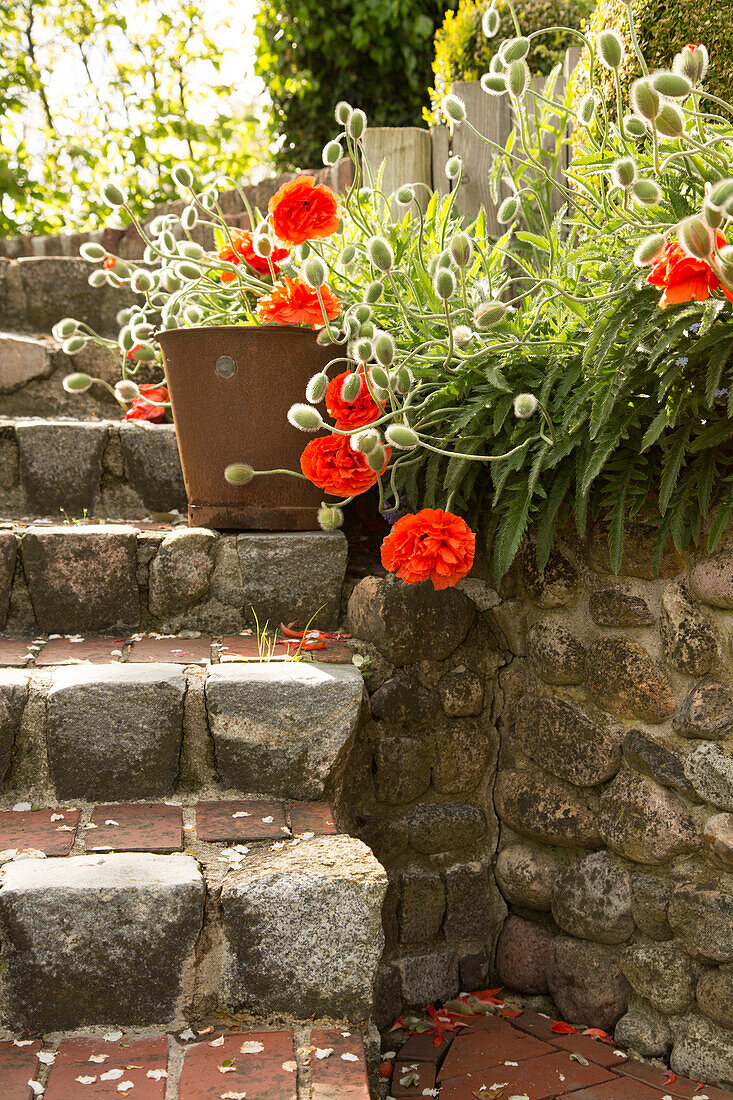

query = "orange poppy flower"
125;383;170;424
325;366;384;430
257;276;341;328
268;176;340;246
380;508;476;590
218;231;289;283
647;231;733;309
300;434;389;496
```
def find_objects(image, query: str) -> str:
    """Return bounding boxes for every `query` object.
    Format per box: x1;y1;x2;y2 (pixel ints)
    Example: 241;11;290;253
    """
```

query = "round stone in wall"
660;580;718;677
684;742;733;810
673;678;733;740
519;544;580;609
589;587;655;628
551;852;634;945
697;965;733;1030
690;553;733;609
526;620;587;685
514;693;621;788
546;936;631;1031
495;915;553;995
703;813;733;871
494;843;563;913
585;637;675;724
615;997;673;1059
597;768;699;865
494;767;601;849
620;942;699;1015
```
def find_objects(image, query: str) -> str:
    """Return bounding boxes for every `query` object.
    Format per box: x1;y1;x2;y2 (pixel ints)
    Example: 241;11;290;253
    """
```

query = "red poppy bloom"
647;231;733;309
300;434;389;497
218;231;289;283
125;383;170;423
257;276;341;328
380;508;475;590
268;176;340;246
325;366;384;430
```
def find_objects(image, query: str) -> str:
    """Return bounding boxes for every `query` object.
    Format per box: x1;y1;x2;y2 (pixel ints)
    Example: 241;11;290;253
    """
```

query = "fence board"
362;127;433;212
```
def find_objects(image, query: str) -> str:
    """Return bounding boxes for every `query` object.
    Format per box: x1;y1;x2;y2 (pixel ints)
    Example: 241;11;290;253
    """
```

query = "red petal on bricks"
551;1021;578;1034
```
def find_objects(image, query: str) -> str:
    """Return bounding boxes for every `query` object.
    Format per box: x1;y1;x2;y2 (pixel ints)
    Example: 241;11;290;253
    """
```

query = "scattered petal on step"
239;1041;264;1054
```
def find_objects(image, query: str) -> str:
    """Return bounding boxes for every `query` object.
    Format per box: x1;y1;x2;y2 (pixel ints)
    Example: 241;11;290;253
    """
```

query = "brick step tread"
385;1009;733;1099
0;800;337;856
0;418;186;519
0;632;354;668
0;525;348;637
0;1027;372;1099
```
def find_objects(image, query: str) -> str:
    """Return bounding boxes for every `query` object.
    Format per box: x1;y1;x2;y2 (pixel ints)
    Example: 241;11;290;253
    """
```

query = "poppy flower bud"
176;261;203;281
287;403;322;432
180;241;204;259
118;327;134;353
442;94;467;124
322;140;342;165
453;324;473;348
303;257;327;288
350;428;381;454
61;335;87;355
131;269;154;293
385;423;419;450
183;306;202;325
497;195;519;224
88;269;108;288
395;365;413;394
678;216;713;259
354;338;374;364
481;73;507;96
53;318;78;339
673;44;708;85
340;244;357;266
395;186;414;205
651;70;692;98
514;393;538;419
501;36;530;62
355;304;372;323
128;342;156;362
576;92;597;127
655;103;684;138
102;181;126;207
159;230;176;253
341;372;363;401
702;198;723;228
367;236;394;272
172;164;193;189
62;372;92;392
181;205;198;230
335;100;352;125
318;505;344;530
482;6;500;37
633;233;665;266
131;321;155;340
709;179;733;210
475;301;507;329
370;365;391;389
375;333;395;367
114;380;140;402
366;444;388;473
611;157;637;189
160;269;182;293
224;463;255;485
347;109;367;139
596;29;624;70
79;242;106;262
631;79;660;121
366;280;384;303
434;268;456;300
623;114;647;138
490;54;505;73
632;179;662;206
506;60;530;98
253;232;274;259
306;372;329;403
450;232;474;268
445;155;463;180
719;246;733;276
359;321;375;338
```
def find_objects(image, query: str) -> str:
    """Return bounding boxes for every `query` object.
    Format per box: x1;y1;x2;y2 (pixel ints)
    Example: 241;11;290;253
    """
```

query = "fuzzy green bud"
453;324;473;348
180;241;204;259
678;216;713;259
365;280;384;303
102;181;126;206
475;301;507;329
367;236;394;272
395;186;414;206
335;100;352;125
61;336;87;355
374;333;395;367
224;463;255;485
597;29;624;70
709;179;733;210
655;103;684;138
303;257;326;288
172;164;193;189
703;198;724;228
114;379;140;402
347;109;367;139
482;6;500;36
631;79;660;122
481;72;507;96
176;261;203;281
253;232;274;258
131;269;154;293
53;318;78;339
623;114;647;139
442;93;467;124
287;403;322;432
632;179;662;206
62;372;92;393
497;195;519;224
651;70;692;98
501;36;530;62
445;155;463;180
88;269;108;288
395;366;412;394
128;342;156;362
450;232;474;268
577;92;598;127
385;423;419;450
322;140;342;166
79;242;106;262
318;505;344;530
434;268;456;300
306;372;329;403
159;230;176;253
354;304;372;323
370;365;391;389
350;428;380;454
673;44;708;85
366;444;388;473
633;234;665;267
611;157;637;189
160;269;182;293
514;393;538;419
340;244;357;266
181;205;198;230
359;321;375;339
506;59;529;98
341;372;363;401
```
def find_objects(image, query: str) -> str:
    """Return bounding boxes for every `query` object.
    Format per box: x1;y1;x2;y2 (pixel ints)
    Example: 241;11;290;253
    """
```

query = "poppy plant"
380;509;476;591
300;434;388;496
268;176;341;246
325;367;383;430
257;277;341;328
218;232;289;282
124;383;170;423
647;233;733;309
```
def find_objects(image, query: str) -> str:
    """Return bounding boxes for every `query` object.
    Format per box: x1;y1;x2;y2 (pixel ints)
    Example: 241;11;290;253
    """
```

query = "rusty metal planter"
157;325;332;530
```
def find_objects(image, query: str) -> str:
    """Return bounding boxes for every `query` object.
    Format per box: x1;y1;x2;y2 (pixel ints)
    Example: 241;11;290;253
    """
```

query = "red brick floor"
44;1037;168;1099
195;799;290;842
0;807;80;856
85;803;184;853
0;1040;41;1100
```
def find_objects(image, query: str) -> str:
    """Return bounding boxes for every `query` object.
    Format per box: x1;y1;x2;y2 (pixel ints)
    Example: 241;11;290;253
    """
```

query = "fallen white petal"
231;812;251;819
282;1060;297;1072
13;803;32;812
261;816;274;823
146;1069;167;1080
179;1028;197;1041
116;1082;134;1094
103;1030;123;1042
50;814;64;822
341;1053;359;1062
104;820;120;827
89;1054;109;1063
101;1068;124;1080
210;1035;225;1047
76;1076;97;1085
240;1041;264;1054
37;1052;56;1065
220;1092;247;1099
315;1048;334;1059
14;1039;34;1047
28;1082;44;1096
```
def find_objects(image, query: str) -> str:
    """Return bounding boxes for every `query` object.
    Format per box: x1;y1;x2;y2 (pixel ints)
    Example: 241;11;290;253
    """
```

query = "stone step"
0;1024;375;1099
0;256;133;336
0;660;363;803
0;418;186;518
0;525;348;634
0;835;386;1033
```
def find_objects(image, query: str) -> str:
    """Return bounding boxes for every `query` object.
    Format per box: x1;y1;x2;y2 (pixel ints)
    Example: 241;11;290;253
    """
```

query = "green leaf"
659;429;690;514
709;502;733;553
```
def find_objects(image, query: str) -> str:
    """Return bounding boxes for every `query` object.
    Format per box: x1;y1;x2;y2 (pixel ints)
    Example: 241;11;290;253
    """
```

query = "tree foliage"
0;0;265;236
254;0;458;170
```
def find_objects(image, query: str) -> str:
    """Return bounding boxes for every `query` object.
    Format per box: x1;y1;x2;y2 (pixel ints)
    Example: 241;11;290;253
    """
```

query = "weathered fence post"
361;127;433;211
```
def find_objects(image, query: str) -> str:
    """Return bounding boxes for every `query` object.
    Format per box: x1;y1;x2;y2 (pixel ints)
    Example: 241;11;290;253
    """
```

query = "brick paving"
44;1036;168;1099
0;807;80;856
85;802;184;853
0;1040;41;1100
